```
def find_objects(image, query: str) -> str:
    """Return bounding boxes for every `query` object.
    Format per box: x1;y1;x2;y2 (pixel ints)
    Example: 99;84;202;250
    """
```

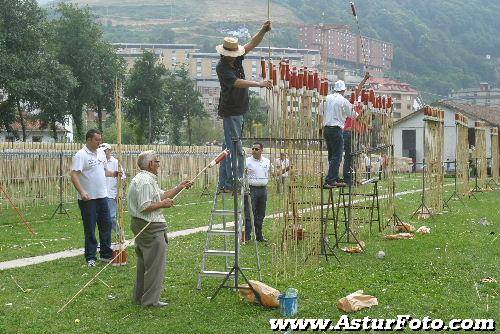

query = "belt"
324;125;341;128
249;185;267;189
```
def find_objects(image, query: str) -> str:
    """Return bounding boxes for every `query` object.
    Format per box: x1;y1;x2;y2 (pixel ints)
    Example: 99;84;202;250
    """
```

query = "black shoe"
333;180;347;187
322;182;335;189
256;238;268;242
217;187;233;194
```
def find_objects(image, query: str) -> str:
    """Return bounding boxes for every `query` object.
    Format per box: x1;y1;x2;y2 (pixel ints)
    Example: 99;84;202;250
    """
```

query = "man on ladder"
215;21;273;193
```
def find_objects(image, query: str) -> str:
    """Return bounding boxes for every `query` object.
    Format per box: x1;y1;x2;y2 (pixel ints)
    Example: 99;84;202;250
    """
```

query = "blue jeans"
324;126;343;183
106;197;117;233
78;198;113;261
244;186;268;241
218;115;244;190
342;131;352;184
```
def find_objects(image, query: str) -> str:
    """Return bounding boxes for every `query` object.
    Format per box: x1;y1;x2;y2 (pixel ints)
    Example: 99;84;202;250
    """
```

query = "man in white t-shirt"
244;142;272;242
100;143;126;234
322;73;369;188
70;129;120;267
275;152;290;194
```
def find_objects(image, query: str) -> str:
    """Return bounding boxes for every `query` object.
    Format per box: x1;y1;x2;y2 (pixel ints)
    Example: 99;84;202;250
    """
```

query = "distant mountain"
62;0;500;98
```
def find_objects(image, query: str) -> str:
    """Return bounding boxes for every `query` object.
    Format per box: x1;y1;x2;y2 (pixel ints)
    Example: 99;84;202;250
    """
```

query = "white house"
0;119;68;143
393;100;499;168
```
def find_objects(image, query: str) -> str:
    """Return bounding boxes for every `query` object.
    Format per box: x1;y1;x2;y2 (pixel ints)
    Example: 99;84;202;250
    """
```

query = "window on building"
32;136;42;143
6;136;15;142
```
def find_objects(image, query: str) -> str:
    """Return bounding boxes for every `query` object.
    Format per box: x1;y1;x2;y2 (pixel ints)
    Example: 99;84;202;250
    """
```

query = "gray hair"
137;150;157;170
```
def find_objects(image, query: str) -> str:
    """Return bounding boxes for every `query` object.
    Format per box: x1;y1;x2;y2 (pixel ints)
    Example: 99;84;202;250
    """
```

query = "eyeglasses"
155;160;160;163
251;148;261;151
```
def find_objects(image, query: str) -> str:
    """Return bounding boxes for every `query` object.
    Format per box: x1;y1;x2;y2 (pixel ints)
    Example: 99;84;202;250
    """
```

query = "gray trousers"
131;217;168;306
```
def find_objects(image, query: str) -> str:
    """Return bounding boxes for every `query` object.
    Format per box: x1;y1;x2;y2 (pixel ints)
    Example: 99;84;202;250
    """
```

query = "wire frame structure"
254;58;327;279
422;106;444;215
475;121;487;189
349;91;397;230
492;127;499;183
455;113;469;196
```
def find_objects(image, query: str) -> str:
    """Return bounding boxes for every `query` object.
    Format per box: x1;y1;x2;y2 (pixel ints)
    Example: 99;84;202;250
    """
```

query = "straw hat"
216;37;245;57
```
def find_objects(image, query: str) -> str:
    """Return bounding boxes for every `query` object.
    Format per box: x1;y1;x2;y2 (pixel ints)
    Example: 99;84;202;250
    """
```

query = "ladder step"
204;250;235;256
199;270;234;277
212;209;240;216
207;229;235;236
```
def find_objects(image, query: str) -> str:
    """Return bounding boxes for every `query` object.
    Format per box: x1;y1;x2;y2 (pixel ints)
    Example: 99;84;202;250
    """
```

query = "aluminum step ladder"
197;180;261;289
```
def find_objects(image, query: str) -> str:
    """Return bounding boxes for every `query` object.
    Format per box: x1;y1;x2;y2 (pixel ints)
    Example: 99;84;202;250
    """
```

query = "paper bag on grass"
239;280;280;308
394;222;415;233
337;290;378;313
384;233;414;240
416;226;430;234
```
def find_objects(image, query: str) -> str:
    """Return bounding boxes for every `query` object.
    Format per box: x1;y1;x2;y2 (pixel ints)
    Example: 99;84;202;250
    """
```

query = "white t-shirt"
105;156;126;199
72;146;108;200
246;156;272;186
323;92;356;128
275;157;290;178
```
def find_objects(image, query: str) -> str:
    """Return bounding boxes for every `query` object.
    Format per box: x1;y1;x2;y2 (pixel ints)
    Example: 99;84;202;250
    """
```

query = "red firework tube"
260;58;266;79
377;96;382;109
307;70;314;90
209;149;230;167
350;1;357;17
298;68;304;89
324;79;329;96
303;69;309;89
360;89;366;103
349;92;356;104
272;65;277;86
387;96;393;109
363;91;369;105
280;61;286;80
291;67;298;89
369;90;375;104
314;72;320;91
382;96;386;109
285;63;291;82
455;113;459;121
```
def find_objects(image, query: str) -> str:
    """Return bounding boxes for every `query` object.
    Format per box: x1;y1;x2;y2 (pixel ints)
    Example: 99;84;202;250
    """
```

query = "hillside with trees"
63;0;500;98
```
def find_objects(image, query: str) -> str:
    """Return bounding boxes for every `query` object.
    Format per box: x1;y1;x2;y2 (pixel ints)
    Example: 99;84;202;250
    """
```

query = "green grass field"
0;174;498;333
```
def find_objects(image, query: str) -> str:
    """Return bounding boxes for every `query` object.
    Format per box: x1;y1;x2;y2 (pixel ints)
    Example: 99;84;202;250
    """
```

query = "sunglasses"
251;147;261;151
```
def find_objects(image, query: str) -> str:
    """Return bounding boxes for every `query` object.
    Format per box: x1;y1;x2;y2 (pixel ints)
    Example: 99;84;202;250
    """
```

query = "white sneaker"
87;259;96;267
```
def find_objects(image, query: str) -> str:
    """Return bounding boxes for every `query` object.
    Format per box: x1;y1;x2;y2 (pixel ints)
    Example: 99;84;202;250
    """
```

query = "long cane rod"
0;184;36;235
57;149;230;313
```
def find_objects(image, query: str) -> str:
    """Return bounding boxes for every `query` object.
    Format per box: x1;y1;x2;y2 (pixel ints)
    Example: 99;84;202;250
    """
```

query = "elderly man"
100;143;126;233
70;129;120;267
323;73;369;188
215;21;273;193
127;150;192;307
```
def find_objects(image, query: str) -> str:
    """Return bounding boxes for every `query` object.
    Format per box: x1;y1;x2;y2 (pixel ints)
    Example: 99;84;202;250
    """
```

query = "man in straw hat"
216;21;273;193
322;73;369;188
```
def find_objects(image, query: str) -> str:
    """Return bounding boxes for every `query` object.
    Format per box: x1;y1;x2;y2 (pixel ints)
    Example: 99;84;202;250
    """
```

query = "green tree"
124;50;168;144
243;92;268;136
0;0;47;140
50;3;121;140
163;66;207;145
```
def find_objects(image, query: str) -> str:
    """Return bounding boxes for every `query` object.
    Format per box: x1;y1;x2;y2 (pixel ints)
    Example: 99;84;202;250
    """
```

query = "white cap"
100;143;112;150
334;80;346;92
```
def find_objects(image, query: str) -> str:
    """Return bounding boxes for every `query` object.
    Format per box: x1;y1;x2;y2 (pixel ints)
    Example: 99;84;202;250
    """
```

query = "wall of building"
393;108;494;170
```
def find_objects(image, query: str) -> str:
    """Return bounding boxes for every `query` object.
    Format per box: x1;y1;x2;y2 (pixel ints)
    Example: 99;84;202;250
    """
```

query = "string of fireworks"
57;149;230;313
